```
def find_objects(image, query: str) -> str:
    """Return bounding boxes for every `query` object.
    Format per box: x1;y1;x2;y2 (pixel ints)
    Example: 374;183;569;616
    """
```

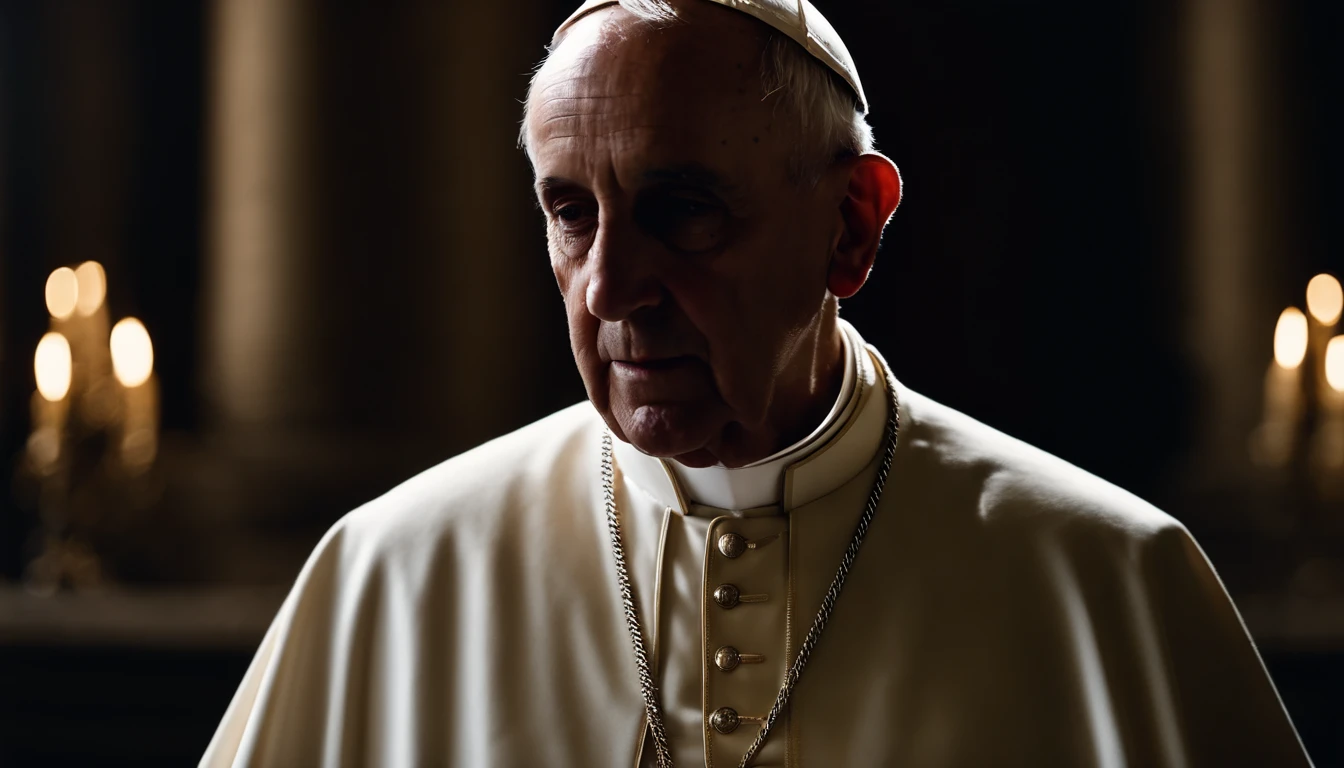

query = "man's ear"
827;153;902;299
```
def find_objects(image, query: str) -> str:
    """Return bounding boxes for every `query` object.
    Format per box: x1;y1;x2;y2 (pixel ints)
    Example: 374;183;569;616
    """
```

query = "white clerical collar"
611;319;890;514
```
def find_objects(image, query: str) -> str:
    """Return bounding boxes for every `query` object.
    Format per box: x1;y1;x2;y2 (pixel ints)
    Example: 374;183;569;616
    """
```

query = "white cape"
203;333;1310;767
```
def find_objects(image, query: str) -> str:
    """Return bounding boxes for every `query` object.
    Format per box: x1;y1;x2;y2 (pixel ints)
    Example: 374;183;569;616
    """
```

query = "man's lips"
610;355;703;383
618;355;698;370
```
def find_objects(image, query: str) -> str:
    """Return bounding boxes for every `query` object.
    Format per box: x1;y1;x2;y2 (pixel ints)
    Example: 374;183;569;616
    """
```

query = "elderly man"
203;1;1311;766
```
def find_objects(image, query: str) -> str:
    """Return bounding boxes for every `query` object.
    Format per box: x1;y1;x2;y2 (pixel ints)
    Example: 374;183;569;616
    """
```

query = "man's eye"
636;196;728;253
553;203;593;224
667;199;713;217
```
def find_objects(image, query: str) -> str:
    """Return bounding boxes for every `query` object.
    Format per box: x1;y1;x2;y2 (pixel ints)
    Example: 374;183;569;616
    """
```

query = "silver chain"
602;365;901;768
603;430;676;767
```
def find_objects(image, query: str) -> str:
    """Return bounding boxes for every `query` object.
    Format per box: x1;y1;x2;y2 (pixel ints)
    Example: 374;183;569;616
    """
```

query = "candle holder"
15;263;160;595
1251;273;1344;599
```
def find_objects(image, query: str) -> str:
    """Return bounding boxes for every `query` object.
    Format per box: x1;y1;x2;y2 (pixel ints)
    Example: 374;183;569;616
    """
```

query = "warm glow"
1274;307;1309;369
74;261;107;316
44;268;79;320
1327;337;1344;392
34;333;72;401
1307;274;1344;325
110;318;154;387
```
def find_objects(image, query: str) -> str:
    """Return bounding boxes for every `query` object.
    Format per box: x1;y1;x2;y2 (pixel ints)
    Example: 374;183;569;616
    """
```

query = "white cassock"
202;321;1311;767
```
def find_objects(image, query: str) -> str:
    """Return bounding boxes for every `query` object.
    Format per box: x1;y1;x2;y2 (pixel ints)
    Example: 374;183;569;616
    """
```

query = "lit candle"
73;262;122;429
29;332;72;474
1325;337;1344;394
1306;273;1343;401
1252;307;1308;467
43;266;79;333
1307;274;1342;327
110;317;158;473
1310;335;1344;493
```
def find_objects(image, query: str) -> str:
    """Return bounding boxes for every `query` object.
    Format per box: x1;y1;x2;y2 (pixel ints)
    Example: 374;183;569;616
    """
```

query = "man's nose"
585;218;662;322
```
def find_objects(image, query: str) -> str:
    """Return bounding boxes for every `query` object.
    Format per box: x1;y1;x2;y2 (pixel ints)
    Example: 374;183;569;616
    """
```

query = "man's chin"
616;403;716;462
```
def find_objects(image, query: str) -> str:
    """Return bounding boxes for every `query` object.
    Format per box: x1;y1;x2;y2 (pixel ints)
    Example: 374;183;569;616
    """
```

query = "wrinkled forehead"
544;5;764;90
525;7;781;178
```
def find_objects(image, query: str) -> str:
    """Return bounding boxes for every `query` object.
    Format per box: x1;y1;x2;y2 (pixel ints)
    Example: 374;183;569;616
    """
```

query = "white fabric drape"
203;325;1311;768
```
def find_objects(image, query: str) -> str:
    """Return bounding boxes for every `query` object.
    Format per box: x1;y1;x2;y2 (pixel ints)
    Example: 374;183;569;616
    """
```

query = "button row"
707;522;784;753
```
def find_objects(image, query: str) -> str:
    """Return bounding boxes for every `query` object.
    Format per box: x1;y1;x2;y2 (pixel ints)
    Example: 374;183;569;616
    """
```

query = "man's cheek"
567;312;600;363
550;258;575;295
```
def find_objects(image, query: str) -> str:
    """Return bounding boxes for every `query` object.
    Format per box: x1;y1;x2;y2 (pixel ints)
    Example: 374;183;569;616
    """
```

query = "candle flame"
1327;337;1344;392
34;332;73;401
44;268;79;320
111;318;154;388
74;261;107;316
1307;274;1344;325
1274;307;1309;369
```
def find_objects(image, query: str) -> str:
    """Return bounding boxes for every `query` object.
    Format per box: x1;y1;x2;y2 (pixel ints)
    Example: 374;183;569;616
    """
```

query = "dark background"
1;0;1341;765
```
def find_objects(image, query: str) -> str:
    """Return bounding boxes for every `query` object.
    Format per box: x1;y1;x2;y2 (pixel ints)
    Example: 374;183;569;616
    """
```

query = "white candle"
29;332;72;474
1252;308;1308;467
110;317;158;473
1310;336;1344;494
75;261;113;382
121;375;159;472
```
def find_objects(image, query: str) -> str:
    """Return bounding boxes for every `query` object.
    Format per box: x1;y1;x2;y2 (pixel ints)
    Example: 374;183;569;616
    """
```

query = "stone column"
1182;0;1297;486
200;0;564;535
203;0;319;432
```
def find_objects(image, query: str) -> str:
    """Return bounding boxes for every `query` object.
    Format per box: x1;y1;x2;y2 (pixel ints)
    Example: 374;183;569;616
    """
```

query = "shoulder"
325;401;604;566
895;385;1181;548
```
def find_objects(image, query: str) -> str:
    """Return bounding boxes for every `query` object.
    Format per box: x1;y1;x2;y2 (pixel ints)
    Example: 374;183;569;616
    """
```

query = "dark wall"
837;0;1188;498
0;0;1337;551
1;0;1193;524
1;2;1341;766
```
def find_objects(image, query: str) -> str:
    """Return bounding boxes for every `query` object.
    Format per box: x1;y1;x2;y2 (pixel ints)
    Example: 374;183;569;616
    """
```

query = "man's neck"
616;317;865;511
674;312;847;469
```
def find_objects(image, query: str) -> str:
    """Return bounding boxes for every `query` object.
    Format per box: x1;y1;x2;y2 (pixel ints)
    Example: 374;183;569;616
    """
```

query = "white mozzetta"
202;325;1310;768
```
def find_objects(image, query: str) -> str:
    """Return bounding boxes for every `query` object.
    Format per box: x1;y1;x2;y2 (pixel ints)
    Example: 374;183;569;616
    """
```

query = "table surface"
0;584;287;650
2;582;1343;652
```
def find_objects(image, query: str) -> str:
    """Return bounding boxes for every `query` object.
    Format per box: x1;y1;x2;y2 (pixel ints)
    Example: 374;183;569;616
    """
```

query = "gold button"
717;532;747;559
712;583;740;609
710;707;740;734
715;646;741;671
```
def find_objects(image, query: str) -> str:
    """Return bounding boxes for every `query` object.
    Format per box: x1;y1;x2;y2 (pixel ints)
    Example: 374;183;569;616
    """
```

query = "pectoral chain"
602;365;901;768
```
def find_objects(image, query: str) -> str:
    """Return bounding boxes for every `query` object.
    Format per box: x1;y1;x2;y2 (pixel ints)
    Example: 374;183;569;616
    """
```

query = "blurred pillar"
1182;0;1293;485
201;0;555;535
203;0;317;431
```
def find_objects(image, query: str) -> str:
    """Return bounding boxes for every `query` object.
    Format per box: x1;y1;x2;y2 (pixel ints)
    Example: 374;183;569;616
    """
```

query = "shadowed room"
0;0;1340;765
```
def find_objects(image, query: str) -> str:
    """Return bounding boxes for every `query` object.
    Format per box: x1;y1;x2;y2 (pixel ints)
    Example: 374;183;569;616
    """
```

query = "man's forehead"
527;8;777;188
539;4;765;96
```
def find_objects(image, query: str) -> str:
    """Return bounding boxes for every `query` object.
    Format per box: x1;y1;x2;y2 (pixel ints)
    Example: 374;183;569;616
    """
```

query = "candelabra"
1250;273;1344;598
17;262;160;594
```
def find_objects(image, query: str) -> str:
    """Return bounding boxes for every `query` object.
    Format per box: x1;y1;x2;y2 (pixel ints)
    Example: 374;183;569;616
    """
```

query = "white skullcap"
553;0;868;114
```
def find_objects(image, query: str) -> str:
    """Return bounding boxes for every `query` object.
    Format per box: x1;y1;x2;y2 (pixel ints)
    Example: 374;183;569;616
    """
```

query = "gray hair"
519;0;875;186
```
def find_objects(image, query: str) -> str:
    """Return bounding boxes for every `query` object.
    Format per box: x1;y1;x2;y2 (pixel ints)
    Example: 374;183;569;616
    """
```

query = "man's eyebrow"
641;165;736;193
535;176;581;194
534;165;739;196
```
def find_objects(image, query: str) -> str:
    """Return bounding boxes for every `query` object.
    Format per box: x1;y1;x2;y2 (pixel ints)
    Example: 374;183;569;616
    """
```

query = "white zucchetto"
553;0;868;113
